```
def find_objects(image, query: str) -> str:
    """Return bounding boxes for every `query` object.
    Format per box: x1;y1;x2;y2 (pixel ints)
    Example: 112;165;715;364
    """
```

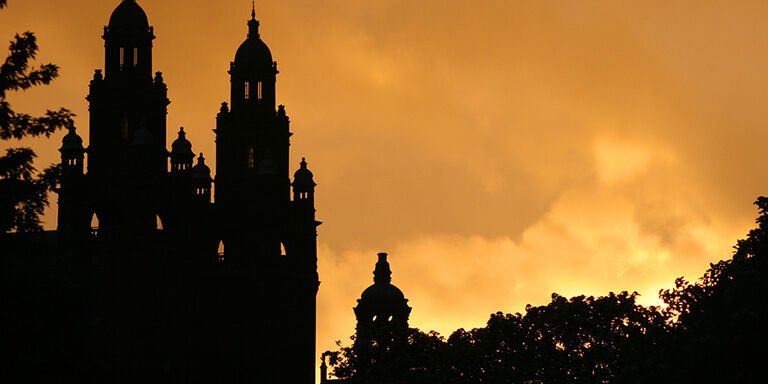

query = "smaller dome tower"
170;127;194;172
354;253;412;328
59;126;85;175
191;153;213;202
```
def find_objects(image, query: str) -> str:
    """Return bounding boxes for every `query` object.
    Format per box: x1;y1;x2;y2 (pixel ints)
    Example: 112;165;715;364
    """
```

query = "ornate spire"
373;252;392;284
248;2;260;39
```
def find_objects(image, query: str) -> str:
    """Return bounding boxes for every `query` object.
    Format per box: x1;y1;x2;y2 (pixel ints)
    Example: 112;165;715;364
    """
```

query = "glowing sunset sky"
3;0;768;378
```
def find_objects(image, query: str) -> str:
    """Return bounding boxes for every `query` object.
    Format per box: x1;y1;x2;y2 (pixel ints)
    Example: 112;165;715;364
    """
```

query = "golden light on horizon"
3;1;768;381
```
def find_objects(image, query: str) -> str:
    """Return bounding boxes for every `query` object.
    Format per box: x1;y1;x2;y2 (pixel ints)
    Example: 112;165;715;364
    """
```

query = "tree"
325;292;667;383
0;0;74;233
659;196;768;382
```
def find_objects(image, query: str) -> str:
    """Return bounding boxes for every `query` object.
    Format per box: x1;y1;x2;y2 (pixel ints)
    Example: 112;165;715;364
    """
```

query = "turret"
229;7;278;115
292;157;315;202
191;153;213;202
354;253;411;328
170;127;194;172
59;127;85;175
103;0;155;80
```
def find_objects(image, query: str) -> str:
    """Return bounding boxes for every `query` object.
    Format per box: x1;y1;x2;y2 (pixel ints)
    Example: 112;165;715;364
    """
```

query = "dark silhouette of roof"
108;0;149;31
234;10;273;69
59;127;83;151
191;153;212;180
293;157;316;189
171;127;193;155
358;253;410;312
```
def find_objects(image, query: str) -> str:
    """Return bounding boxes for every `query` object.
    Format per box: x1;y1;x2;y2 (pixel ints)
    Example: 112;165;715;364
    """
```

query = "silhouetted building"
320;253;411;383
2;1;319;382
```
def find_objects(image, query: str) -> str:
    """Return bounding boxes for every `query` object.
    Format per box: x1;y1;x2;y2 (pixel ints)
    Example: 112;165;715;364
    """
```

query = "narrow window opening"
244;81;251;100
257;81;263;100
133;47;138;67
248;147;255;168
218;241;225;262
280;242;287;256
90;214;100;237
119;47;125;67
156;215;164;231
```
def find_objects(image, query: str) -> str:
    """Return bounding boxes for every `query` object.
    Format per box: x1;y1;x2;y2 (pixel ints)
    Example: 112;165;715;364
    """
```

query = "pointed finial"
179;126;185;135
248;2;260;39
300;157;307;168
198;153;205;164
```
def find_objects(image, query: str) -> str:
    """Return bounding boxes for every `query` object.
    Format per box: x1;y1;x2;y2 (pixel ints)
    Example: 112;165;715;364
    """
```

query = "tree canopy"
326;197;768;383
0;0;74;233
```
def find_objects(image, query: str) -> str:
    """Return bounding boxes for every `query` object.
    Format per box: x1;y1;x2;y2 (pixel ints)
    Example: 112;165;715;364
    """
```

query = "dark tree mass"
0;0;74;233
324;199;767;383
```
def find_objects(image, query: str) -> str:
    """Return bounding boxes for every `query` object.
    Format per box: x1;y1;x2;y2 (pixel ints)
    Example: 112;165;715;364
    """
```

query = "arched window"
90;213;100;237
217;241;225;262
280;242;287;256
156;215;164;231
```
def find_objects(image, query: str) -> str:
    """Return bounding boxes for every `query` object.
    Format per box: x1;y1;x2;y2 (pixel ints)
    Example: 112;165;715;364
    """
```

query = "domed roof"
293;157;315;186
191;153;212;180
360;282;407;304
357;253;409;308
108;0;149;31
170;127;193;155
60;127;84;152
233;13;273;70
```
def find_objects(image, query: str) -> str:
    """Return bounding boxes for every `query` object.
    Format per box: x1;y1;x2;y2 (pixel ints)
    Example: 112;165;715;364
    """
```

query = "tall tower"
86;0;169;239
214;7;320;383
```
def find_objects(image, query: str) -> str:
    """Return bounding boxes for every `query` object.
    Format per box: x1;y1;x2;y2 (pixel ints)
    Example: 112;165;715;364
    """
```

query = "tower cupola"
170;127;195;172
191;153;213;202
354;253;412;328
59;127;85;174
229;6;278;114
103;0;155;80
292;157;316;201
108;0;150;31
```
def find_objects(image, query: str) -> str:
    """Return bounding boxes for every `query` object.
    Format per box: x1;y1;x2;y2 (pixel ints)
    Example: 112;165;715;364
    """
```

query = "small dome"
233;13;273;70
360;282;407;305
293;157;315;187
171;127;193;155
60;127;84;152
191;153;212;180
108;0;150;31
357;253;409;308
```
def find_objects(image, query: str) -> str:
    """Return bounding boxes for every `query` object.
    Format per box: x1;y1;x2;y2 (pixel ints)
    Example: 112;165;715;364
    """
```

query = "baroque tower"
52;1;319;382
213;5;321;384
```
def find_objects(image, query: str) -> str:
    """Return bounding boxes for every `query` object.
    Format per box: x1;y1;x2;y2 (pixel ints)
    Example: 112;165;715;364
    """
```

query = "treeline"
326;197;767;383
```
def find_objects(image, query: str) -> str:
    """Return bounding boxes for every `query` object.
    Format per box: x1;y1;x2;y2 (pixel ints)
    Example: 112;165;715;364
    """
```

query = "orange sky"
3;0;768;380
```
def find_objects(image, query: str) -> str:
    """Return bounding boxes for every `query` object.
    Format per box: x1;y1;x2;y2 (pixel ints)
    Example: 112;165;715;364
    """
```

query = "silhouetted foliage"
326;199;768;383
328;292;666;383
0;0;73;232
657;197;768;382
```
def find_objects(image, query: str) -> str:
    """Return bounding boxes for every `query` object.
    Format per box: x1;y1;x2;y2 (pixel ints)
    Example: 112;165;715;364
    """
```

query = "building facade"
7;1;319;382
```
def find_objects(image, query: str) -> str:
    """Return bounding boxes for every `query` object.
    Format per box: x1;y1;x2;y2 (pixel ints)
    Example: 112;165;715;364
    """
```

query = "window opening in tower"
248;147;255;168
119;47;125;68
257;81;263;100
133;48;138;67
244;81;251;100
